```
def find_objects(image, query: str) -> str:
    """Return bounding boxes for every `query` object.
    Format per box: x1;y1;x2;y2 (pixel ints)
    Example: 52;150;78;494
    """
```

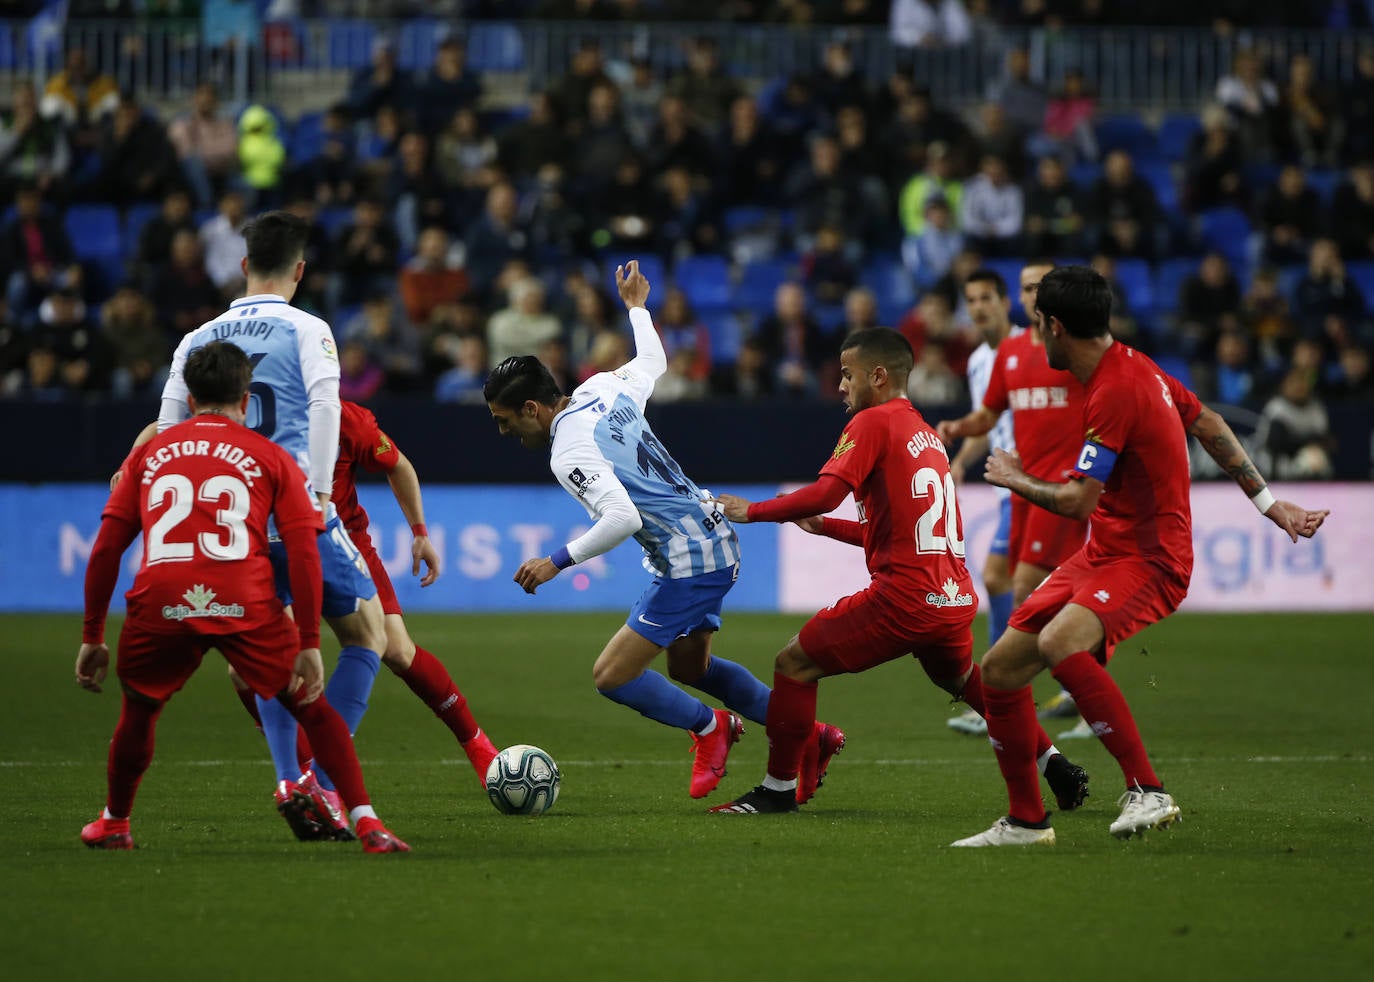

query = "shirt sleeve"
157;334;194;432
550;439;643;564
982;344;1010;414
1165;372;1204;430
1070;386;1129;482
612;307;667;411
352;407;401;474
818;411;883;493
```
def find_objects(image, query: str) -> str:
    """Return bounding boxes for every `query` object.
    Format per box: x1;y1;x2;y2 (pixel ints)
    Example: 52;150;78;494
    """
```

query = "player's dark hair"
841;328;914;377
242;210;309;277
184;341;252;407
1034;265;1112;339
483;355;563;408
965;268;1008;297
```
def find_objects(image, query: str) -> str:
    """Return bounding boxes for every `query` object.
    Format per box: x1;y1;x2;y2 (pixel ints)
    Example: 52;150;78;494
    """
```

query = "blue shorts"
989;495;1012;557
271;515;377;619
626;564;739;649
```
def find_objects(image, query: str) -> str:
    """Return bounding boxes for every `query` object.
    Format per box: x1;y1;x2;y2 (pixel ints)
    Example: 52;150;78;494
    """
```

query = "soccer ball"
485;744;561;816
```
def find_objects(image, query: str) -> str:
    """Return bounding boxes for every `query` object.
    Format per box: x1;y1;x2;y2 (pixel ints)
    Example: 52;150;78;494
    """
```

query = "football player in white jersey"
157;211;386;840
485;261;844;802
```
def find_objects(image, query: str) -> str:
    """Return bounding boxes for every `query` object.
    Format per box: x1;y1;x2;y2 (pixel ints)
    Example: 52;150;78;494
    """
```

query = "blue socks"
255;693;301;784
601;671;714;732
689;655;770;725
988;591;1013;645
312;646;382;792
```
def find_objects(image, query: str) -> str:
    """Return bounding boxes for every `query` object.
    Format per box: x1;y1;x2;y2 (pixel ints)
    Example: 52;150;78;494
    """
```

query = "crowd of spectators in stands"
2;7;1373;474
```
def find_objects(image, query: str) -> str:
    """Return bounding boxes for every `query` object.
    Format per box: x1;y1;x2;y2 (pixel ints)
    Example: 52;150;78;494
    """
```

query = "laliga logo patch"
321;337;337;359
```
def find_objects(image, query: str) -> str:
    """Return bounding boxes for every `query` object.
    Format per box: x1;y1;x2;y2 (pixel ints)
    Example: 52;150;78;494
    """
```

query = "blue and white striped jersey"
967;328;1020;501
161;294;341;496
550;315;740;579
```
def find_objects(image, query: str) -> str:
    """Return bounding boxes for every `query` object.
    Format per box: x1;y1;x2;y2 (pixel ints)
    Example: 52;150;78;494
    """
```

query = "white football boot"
1109;788;1182;839
951;816;1056;847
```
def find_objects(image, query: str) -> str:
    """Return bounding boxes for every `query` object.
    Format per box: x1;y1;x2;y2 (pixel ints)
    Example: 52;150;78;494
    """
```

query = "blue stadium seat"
1152;353;1193;387
317;205;353;238
1157;113;1202;163
859;257;916;312
1305;168;1341;206
601;253;665;293
734;258;792;313
673;255;732;309
122;203;160;257
1113;258;1154;319
1345;260;1374;304
1136;159;1179;212
1069;161;1102;188
328;20;376;70
64;205;124;289
813;303;845;334
0;25;14;70
466;23;526;73
983;258;1023;294
1154;257;1200;312
1198;206;1252;269
1095;115;1159;159
722;206;772;237
290;111;326;162
396;19;439;71
700;308;744;365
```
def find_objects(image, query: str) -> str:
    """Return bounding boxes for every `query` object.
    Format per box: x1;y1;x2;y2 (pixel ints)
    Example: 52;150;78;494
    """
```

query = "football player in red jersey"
118;400;501;798
953;266;1329;847
77;341;408;852
708;328;1087;814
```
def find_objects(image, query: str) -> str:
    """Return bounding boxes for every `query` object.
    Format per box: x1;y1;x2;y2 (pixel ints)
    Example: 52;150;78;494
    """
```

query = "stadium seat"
1345;260;1374;304
122;203;160;257
722;206;772;237
734;258;793;313
700;308;744;365
0;24;14;71
317;205;353;238
983;258;1023;294
1095;115;1159;159
1305;168;1342;206
466;23;526;73
673;255;732;309
859;257;916;313
1198;207;1252;269
1113;258;1155;321
64;205;124;288
1157;113;1202;163
1154;257;1200;312
289;111;326;163
1136;159;1179;212
1069;161;1102;188
328;20;376;70
601;253;665;293
813;303;845;334
396;19;439;71
1152;353;1193;387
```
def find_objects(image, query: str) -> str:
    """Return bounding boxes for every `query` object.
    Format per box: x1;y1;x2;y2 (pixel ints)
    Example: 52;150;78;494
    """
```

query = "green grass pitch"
2;611;1371;981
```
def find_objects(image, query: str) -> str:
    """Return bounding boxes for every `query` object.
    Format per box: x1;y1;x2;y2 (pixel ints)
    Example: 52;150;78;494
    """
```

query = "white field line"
1;755;1369;768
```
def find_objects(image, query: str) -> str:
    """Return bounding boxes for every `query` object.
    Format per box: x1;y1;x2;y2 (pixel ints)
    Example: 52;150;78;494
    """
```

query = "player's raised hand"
75;642;110;693
615;260;651;310
515;556;560;595
290;648;325;705
412;533;441;587
1264;500;1331;543
982;447;1025;489
714;493;752;523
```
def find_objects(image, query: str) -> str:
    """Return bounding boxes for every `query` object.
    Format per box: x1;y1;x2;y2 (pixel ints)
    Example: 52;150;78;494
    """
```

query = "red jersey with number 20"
982;329;1086;481
106;416;323;631
1069;342;1203;574
332;400;402;536
819;398;974;606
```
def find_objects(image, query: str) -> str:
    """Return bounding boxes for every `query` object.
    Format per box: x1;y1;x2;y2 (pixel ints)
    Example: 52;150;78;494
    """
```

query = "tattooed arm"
983;447;1103;522
1188;406;1331;541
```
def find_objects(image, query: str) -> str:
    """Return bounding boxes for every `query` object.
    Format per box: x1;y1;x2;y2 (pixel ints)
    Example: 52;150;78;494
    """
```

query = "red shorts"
1009;496;1089;574
116;603;300;702
1008;550;1189;658
349;527;402;617
799;584;975;681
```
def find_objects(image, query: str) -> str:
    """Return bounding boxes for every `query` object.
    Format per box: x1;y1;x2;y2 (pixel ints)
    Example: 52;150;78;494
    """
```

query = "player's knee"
774;642;818;682
381;630;416;671
593;659;632;693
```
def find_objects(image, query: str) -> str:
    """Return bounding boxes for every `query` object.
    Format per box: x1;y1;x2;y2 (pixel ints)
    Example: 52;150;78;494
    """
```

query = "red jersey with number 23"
333;400;402;536
1069;342;1202;575
982;329;1086;481
819;398;974;605
106;416;323;632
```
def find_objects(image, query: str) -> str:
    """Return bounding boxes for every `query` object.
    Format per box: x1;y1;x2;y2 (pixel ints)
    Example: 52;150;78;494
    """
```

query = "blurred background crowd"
3;0;1374;479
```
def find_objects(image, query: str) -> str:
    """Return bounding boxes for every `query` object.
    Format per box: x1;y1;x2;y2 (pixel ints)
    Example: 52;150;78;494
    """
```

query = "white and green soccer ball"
485;744;561;816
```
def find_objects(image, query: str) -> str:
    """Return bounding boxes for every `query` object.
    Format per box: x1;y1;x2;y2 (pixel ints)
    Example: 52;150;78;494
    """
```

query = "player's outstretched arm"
936;406;998;446
716;476;851;525
615;261;668;381
1188;406;1330;541
386;450;440;586
984;447;1102;521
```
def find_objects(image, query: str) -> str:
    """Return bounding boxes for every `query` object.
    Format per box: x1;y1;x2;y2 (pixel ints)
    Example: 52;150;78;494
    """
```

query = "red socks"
290;696;370;812
1052;651;1161;789
106;695;163;819
959;663;1055;759
982;685;1047;824
399;646;479;744
765;672;817;782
